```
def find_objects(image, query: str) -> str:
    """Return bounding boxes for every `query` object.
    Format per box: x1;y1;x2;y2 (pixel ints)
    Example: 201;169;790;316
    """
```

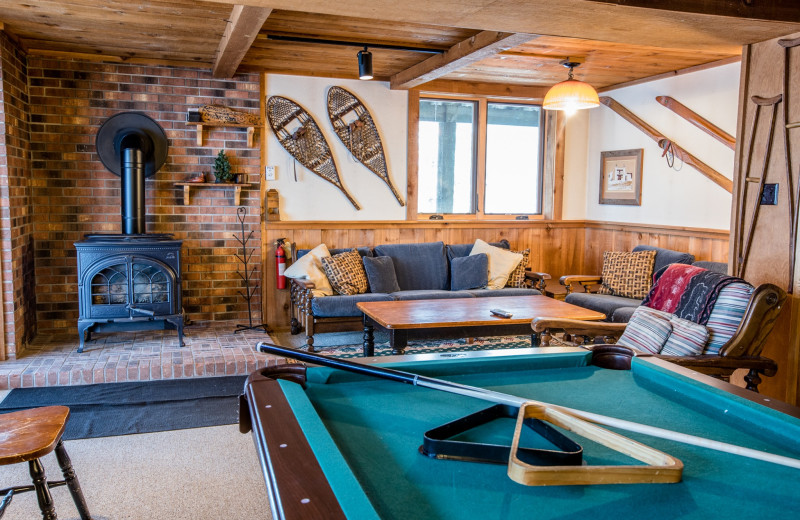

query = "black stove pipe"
121;141;146;235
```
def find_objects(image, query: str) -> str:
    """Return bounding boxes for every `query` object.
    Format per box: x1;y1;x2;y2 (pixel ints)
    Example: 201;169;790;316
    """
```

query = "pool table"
240;347;800;519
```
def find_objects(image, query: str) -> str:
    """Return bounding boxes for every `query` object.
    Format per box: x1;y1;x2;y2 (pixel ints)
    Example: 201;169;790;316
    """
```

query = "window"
415;97;544;219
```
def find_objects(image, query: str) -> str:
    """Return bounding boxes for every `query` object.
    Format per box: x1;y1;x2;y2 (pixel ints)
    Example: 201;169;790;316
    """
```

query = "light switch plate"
761;183;778;205
265;166;276;181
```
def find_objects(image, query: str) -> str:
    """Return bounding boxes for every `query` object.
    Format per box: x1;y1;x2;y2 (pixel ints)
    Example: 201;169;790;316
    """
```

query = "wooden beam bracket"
213;5;272;78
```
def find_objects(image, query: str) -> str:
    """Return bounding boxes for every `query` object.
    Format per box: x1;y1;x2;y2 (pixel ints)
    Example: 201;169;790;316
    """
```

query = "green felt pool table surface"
242;348;800;519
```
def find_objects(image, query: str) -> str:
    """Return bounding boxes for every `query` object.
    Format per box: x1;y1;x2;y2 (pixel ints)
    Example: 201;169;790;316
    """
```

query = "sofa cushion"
374;242;448;291
446;239;510;260
392;290;476;301
450;254;488;291
692;260;727;274
633;245;694;273
311;292;395;318
617;307;673;354
470;239;523;290
505;249;530;288
598;250;656;299
284;243;335;297
321;249;368;295
704;282;754;354
565;292;640;319
363;256;401;294
468;288;542;297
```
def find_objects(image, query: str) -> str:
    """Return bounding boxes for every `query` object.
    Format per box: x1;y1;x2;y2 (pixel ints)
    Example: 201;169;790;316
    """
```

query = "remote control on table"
490;309;513;318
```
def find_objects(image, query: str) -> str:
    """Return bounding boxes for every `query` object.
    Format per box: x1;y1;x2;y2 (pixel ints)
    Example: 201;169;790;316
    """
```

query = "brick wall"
0;33;35;359
25;57;262;336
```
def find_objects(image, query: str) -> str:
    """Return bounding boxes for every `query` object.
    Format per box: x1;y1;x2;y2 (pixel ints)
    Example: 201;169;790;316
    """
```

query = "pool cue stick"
257;342;800;471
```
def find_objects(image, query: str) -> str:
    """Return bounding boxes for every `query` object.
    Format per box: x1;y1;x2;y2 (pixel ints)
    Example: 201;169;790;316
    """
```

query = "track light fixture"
358;47;373;80
542;59;599;114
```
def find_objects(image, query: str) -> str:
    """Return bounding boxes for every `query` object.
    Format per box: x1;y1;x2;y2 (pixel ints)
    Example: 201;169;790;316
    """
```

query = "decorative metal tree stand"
233;206;268;334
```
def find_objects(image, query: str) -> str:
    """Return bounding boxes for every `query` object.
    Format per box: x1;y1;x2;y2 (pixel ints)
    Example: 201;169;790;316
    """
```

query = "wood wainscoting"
262;220;729;330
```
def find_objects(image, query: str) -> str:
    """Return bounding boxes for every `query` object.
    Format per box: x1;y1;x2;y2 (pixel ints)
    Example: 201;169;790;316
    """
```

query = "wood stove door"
83;255;178;319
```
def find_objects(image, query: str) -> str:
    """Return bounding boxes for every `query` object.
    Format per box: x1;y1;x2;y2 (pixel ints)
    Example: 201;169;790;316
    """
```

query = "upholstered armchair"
533;268;786;393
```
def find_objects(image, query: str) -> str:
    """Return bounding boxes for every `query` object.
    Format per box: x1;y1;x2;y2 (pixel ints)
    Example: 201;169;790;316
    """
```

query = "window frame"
408;91;552;221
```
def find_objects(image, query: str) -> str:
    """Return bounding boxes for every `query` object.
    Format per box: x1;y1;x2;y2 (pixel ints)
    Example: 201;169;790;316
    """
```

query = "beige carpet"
0;410;271;519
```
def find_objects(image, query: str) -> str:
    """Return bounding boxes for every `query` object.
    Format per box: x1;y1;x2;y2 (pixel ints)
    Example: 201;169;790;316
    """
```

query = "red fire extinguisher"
276;238;287;290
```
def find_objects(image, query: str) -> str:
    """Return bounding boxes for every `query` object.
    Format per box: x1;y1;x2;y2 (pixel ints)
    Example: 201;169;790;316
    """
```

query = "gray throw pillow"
363;256;401;293
450;253;488;291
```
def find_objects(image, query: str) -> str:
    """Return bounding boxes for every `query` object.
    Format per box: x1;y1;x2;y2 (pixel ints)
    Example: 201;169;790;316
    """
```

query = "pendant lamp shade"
358;48;373;80
542;61;599;111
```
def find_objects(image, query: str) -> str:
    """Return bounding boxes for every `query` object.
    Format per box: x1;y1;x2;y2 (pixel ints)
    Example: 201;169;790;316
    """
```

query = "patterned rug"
310;335;534;358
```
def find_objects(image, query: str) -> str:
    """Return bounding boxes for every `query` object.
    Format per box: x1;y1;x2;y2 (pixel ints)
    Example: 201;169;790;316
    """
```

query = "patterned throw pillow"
320;249;368;295
617;307;672;354
660;314;709;357
598;250;657;299
505;249;530;288
469;239;523;290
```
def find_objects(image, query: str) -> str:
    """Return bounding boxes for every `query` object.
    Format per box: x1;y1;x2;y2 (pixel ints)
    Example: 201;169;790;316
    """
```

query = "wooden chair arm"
531;317;622;337
524;269;551;292
559;275;602;285
559;275;602;295
289;278;317;291
656;355;776;373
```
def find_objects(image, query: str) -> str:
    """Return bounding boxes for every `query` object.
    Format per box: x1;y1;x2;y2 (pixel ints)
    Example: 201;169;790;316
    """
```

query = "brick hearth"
0;320;283;389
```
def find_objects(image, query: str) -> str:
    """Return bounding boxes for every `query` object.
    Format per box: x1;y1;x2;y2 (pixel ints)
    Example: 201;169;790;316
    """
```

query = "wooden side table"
543;284;568;301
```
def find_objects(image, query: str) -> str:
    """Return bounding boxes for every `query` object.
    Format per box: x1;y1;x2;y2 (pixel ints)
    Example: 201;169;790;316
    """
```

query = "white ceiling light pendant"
542;59;599;115
358;47;373;80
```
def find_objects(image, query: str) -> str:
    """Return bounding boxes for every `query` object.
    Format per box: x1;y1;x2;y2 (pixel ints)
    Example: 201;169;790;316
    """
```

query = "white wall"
265;74;408;220
563;63;740;230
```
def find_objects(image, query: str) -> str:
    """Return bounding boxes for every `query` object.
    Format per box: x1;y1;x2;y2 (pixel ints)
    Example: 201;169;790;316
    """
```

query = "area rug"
0;375;246;440
271;331;534;358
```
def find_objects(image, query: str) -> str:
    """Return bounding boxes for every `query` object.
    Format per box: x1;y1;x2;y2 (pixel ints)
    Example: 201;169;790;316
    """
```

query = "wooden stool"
0;406;91;520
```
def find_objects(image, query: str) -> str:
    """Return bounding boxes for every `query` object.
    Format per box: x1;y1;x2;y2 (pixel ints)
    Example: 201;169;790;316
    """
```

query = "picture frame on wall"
599;149;643;205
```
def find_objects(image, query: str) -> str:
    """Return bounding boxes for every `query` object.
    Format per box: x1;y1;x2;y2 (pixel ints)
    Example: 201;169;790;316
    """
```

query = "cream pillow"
469;239;523;290
283;244;334;297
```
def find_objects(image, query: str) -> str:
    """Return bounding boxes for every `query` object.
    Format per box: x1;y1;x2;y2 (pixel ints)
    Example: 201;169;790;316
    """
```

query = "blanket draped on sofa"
642;264;746;325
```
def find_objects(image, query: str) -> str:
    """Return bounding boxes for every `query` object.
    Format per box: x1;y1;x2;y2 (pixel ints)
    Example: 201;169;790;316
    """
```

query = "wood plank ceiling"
1;1;799;92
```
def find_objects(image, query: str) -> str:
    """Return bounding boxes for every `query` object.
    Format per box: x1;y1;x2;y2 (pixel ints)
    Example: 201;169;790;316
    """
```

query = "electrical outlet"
264;166;276;181
761;183;778;205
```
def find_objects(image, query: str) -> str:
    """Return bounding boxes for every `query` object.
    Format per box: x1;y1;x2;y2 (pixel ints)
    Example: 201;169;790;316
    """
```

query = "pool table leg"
391;330;407;355
363;316;375;357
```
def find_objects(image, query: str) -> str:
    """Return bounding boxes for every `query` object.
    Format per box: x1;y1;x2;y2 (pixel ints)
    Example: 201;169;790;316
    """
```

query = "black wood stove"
75;112;184;352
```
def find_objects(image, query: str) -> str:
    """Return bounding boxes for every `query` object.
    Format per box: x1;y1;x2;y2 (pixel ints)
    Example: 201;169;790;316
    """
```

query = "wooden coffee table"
356;295;605;356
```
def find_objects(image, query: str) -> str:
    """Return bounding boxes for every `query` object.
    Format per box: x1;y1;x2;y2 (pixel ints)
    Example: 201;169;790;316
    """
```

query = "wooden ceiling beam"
213;5;272;78
414;79;549;99
584;0;800;23
390;31;538;90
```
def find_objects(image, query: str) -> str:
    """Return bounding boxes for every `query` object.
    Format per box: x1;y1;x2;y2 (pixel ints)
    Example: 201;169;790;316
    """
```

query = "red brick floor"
0;320;285;389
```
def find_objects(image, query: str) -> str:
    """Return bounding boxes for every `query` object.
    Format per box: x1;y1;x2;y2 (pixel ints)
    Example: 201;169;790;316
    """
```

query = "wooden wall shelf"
174;182;251;205
187;122;262;147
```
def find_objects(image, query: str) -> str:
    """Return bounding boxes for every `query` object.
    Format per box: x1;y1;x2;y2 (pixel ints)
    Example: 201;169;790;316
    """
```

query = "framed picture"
599;149;643;205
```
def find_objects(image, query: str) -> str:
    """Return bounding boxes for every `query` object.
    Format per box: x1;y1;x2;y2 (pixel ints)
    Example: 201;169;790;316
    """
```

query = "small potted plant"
213;150;233;183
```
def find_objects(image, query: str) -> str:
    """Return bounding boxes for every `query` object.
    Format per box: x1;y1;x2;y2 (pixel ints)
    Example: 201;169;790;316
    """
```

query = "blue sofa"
561;245;727;322
288;240;546;351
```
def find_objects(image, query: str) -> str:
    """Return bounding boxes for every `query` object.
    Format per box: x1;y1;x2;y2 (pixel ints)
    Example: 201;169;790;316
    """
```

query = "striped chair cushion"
617;307;672;354
703;282;754;355
660;313;709;357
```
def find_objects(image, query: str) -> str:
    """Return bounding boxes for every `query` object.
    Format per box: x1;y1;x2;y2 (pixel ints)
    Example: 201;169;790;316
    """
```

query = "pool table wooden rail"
240;364;348;520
